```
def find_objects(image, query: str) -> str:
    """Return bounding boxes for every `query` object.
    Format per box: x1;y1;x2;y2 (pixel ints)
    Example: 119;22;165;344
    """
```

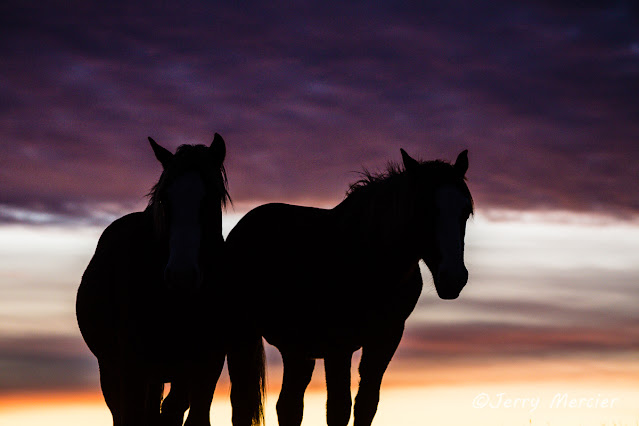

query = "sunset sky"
1;1;638;425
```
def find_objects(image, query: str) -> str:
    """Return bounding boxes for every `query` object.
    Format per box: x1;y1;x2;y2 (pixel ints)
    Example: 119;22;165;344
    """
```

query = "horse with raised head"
76;134;265;426
225;148;473;426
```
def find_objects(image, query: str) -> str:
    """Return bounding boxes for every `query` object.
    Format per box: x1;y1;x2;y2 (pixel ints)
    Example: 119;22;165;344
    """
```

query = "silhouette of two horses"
77;135;473;426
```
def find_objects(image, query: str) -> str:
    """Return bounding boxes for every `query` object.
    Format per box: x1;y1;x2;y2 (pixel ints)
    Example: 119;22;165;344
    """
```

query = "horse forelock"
147;143;231;240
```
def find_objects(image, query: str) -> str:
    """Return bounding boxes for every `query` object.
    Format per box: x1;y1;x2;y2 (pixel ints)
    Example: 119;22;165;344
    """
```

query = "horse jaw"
432;184;471;300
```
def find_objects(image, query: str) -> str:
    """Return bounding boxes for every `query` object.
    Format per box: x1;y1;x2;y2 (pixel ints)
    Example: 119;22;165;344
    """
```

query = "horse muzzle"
434;264;468;300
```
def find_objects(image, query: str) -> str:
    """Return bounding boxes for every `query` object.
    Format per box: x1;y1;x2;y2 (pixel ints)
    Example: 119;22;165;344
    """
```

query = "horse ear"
400;148;419;172
454;149;469;177
209;133;226;166
148;137;173;169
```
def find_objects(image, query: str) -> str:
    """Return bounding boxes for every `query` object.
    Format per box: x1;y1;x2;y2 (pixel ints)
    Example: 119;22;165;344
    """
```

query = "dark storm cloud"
1;0;638;223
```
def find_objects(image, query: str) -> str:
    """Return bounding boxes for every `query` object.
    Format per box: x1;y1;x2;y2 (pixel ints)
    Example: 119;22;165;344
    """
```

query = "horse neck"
332;183;419;264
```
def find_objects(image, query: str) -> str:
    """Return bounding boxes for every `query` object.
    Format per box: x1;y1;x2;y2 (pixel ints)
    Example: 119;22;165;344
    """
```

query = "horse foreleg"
275;353;315;426
353;324;404;426
145;382;165;426
324;352;353;426
161;380;189;426
184;351;226;426
98;359;123;426
120;369;149;426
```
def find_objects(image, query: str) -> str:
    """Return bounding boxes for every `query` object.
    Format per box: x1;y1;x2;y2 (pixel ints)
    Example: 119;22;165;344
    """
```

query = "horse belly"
262;291;368;357
263;326;363;358
260;265;418;358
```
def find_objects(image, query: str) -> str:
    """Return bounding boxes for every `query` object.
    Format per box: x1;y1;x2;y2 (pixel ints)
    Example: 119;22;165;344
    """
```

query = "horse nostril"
436;265;468;300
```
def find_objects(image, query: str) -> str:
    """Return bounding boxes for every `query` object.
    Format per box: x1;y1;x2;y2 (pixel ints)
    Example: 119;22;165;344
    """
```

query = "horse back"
227;202;330;247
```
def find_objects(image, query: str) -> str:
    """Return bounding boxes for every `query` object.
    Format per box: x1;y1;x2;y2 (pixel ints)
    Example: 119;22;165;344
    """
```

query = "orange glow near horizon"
2;354;638;426
1;384;638;426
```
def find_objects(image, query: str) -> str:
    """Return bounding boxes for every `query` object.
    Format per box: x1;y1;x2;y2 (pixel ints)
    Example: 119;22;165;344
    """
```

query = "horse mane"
346;158;474;213
346;161;404;197
147;144;231;238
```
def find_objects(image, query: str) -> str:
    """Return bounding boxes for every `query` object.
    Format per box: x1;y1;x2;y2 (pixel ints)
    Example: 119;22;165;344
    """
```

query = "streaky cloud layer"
1;214;637;393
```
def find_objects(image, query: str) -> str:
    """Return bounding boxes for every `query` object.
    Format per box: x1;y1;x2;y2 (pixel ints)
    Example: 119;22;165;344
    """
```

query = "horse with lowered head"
223;148;473;426
76;134;265;426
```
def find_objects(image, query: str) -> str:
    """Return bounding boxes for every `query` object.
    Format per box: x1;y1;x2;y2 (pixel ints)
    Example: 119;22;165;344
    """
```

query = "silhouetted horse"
76;134;265;426
225;148;473;426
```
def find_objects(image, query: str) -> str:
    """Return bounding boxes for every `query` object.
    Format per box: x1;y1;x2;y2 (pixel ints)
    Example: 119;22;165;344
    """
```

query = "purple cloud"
1;1;638;223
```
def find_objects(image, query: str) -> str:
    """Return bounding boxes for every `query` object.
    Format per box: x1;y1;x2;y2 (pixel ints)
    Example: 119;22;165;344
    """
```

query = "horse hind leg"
353;325;404;426
324;352;353;426
275;353;316;426
228;335;267;426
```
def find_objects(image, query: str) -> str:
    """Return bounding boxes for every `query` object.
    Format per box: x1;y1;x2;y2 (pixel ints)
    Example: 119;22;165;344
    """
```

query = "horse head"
401;148;473;300
148;133;229;290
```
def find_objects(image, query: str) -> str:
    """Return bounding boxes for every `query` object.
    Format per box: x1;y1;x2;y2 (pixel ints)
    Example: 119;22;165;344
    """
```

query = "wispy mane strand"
346;161;405;197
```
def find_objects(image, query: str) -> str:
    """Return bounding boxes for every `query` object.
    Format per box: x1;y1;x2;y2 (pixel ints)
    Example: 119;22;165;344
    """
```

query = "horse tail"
228;333;266;426
254;337;266;426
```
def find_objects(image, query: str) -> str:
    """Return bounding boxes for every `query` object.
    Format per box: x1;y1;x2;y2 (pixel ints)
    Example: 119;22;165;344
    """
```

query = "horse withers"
76;134;265;426
224;148;473;426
